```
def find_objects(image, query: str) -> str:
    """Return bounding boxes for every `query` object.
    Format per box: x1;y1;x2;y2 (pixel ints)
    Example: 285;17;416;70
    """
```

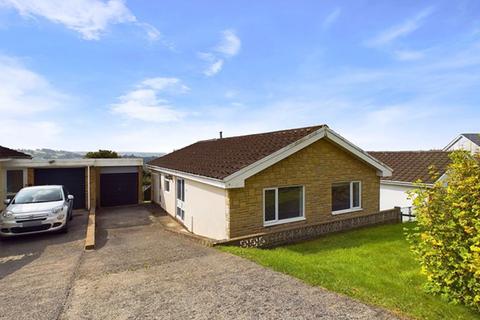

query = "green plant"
84;150;119;158
407;150;480;311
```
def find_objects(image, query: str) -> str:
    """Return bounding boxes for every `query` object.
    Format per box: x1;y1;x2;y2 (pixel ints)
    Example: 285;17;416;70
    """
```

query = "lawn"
220;223;479;320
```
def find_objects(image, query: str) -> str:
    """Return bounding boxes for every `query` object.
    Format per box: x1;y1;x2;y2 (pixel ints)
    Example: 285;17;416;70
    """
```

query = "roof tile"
0;146;31;159
368;151;451;184
149;125;326;180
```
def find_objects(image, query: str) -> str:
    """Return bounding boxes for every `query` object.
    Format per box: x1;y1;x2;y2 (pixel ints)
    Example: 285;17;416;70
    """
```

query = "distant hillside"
18;148;84;159
17;149;165;162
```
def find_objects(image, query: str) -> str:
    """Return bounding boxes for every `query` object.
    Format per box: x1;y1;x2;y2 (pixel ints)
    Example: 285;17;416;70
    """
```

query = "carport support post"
88;166;97;211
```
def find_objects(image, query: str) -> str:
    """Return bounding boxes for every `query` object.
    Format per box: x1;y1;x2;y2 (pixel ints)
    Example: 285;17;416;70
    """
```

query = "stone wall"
222;208;401;248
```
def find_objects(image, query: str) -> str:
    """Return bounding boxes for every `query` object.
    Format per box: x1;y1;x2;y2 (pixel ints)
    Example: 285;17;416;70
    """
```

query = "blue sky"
0;0;479;152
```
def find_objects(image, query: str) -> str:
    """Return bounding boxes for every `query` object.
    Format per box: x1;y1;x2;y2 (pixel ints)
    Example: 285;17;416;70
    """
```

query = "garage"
100;167;138;207
35;167;86;209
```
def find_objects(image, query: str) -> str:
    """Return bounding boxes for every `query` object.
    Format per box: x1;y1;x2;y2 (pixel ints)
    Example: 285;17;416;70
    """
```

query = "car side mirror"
3;199;11;205
68;195;74;200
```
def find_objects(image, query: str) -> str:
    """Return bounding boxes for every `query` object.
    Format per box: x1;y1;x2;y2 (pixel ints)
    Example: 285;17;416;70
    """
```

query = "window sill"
332;208;363;215
264;216;306;227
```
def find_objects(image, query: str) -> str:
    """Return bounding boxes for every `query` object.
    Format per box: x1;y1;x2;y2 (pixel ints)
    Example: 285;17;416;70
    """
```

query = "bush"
408;150;480;311
84;150;119;158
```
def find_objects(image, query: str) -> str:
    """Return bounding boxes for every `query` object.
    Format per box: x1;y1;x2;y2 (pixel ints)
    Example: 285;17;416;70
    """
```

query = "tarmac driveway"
0;205;399;320
60;205;399;320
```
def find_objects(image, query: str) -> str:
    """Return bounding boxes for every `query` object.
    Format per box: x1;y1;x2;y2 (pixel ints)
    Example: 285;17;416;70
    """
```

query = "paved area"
0;210;88;320
1;205;400;320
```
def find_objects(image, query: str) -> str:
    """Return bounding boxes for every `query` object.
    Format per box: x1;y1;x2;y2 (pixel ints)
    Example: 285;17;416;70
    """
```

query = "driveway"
62;205;398;320
1;205;399;320
0;210;88;320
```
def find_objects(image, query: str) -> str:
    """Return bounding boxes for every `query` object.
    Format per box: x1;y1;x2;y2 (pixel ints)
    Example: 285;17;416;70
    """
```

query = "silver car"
0;185;74;237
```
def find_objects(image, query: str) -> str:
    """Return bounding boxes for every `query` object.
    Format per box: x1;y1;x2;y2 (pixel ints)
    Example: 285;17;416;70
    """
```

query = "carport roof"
0;146;31;159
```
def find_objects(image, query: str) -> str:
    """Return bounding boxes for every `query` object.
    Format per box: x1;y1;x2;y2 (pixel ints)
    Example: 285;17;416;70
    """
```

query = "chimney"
219;131;223;139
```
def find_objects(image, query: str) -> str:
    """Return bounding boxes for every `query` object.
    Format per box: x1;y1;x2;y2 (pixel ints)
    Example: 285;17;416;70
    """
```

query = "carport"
1;158;143;211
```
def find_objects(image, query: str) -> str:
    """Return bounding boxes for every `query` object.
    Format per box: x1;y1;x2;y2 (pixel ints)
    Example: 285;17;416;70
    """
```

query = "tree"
84;150;119;159
407;150;480;311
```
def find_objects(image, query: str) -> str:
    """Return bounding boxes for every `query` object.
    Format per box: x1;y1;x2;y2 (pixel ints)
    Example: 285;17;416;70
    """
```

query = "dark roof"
149;125;326;180
368;151;451;184
0;146;31;159
462;133;480;146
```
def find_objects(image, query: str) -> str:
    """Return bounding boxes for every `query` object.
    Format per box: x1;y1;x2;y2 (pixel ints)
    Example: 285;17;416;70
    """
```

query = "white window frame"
164;177;170;192
331;181;362;215
263;185;305;227
5;168;27;198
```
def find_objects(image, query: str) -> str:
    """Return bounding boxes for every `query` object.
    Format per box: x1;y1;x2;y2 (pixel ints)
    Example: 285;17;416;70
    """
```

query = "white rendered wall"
182;179;228;240
152;172;228;240
446;136;480;154
379;183;414;210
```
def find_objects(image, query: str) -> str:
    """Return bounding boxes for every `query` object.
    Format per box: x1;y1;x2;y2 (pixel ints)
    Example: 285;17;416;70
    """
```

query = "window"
264;186;304;225
176;179;185;201
164;178;170;192
332;181;361;214
6;170;24;196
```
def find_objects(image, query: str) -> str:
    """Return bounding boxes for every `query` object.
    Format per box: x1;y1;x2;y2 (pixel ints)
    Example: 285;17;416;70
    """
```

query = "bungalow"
368;151;451;217
147;125;394;241
0;146;144;211
444;133;480;154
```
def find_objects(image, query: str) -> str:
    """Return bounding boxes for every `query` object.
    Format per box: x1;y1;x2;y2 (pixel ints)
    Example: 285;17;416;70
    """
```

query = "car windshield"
14;188;63;204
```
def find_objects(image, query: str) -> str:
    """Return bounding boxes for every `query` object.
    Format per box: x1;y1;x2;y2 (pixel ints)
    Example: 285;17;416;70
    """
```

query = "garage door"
34;168;86;209
100;172;138;207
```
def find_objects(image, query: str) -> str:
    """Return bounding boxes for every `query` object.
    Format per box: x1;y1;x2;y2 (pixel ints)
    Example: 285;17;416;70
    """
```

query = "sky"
0;0;479;153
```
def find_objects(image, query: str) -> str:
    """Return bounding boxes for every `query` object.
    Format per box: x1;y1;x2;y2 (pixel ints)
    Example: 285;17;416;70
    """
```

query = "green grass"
219;223;479;320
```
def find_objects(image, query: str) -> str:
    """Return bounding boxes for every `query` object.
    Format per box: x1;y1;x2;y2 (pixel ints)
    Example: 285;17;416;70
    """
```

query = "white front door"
176;178;185;220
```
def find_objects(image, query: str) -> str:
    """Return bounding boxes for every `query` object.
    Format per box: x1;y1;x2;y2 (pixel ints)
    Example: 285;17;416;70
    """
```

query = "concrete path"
0;205;400;320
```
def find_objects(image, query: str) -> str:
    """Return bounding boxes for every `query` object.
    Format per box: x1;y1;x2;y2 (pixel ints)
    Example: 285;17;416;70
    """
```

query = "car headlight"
50;206;64;216
1;210;14;221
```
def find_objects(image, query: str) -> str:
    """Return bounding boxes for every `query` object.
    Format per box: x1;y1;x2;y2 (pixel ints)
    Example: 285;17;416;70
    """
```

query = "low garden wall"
220;207;401;248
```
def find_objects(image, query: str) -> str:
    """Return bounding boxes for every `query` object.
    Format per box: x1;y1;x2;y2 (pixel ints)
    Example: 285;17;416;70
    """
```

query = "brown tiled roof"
368;151;451;184
0;146;31;159
149;125;326;180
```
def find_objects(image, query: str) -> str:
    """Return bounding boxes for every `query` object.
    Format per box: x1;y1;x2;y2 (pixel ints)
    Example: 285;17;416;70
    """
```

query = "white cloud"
0;0;161;41
203;59;224;76
393;49;425;61
322;8;341;30
111;77;187;123
215;29;241;56
138;22;161;41
0;55;66;115
140;77;189;93
367;7;434;47
199;29;241;76
0;120;62;148
0;55;67;148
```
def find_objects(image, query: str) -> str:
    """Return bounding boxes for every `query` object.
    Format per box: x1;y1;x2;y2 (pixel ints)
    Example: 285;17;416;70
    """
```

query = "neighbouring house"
147;125;394;241
368;151;451;216
443;133;480;154
0;145;144;211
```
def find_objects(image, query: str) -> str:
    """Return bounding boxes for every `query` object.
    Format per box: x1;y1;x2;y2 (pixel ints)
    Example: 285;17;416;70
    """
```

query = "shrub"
408;150;480;311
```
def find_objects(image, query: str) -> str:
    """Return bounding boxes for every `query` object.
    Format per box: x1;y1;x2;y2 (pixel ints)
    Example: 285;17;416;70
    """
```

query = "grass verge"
219;223;479;320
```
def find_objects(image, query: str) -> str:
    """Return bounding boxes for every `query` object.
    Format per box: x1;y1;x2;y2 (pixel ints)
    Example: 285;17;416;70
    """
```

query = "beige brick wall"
227;139;380;238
